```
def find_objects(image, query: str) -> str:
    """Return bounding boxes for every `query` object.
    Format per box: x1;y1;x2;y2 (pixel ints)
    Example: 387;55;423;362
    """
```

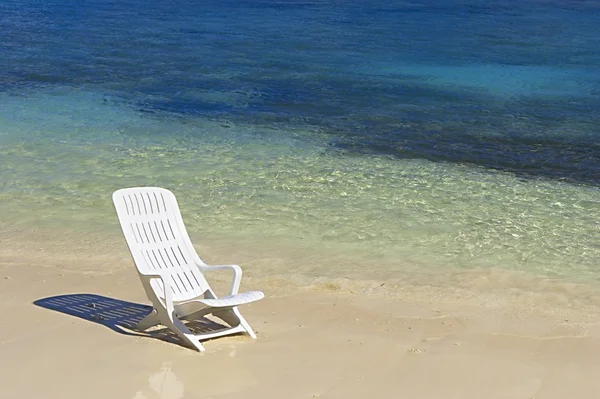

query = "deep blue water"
2;0;600;184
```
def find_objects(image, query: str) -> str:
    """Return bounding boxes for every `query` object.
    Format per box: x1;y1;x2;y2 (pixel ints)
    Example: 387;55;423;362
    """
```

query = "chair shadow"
33;293;229;350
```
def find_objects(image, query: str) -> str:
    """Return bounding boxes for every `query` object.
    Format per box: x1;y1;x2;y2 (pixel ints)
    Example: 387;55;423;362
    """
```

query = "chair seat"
194;291;265;308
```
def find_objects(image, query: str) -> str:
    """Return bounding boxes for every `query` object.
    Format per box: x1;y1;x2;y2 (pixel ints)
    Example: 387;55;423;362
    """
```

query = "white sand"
2;245;600;399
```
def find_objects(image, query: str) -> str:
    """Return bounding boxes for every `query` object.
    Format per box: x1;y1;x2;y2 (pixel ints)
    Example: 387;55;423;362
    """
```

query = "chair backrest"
112;187;211;302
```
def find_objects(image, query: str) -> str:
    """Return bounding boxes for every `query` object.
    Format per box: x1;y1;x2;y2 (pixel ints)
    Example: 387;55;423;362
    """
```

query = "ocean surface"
1;0;600;294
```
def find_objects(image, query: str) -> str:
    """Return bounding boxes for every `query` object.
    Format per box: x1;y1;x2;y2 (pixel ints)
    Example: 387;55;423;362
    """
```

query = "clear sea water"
1;0;600;297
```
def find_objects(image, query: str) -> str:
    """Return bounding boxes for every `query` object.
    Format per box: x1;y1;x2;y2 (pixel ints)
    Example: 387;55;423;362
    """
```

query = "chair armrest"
198;264;243;295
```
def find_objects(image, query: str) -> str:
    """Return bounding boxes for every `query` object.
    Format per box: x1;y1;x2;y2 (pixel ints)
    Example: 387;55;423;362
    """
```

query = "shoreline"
2;225;600;324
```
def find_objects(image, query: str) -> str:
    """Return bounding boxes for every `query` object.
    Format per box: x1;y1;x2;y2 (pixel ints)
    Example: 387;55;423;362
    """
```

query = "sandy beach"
2;239;600;399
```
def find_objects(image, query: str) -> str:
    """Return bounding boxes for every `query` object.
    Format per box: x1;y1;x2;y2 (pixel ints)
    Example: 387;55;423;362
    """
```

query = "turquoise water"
1;0;600;291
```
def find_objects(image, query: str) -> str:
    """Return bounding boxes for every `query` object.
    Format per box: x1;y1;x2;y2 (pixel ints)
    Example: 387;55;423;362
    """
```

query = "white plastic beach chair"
112;187;264;352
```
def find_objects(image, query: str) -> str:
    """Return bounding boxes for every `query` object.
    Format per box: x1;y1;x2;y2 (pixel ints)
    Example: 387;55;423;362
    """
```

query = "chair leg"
158;310;206;352
214;307;257;339
136;310;160;331
142;305;256;352
234;307;258;339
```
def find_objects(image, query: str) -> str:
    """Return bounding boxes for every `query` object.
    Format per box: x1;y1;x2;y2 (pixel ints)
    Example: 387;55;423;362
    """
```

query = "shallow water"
1;0;600;293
